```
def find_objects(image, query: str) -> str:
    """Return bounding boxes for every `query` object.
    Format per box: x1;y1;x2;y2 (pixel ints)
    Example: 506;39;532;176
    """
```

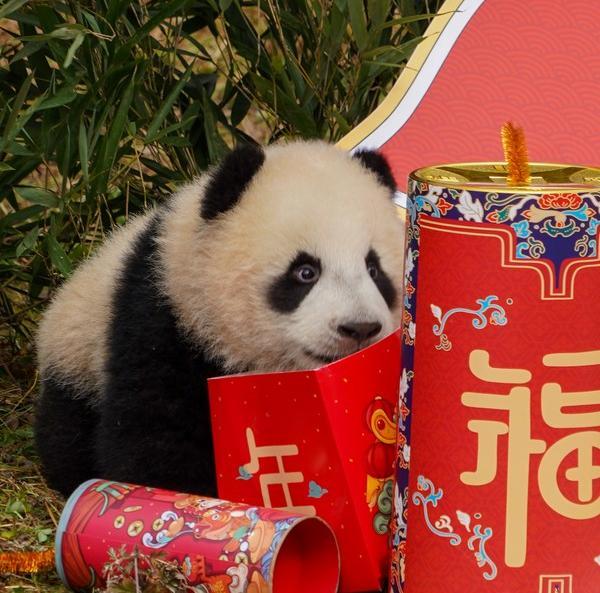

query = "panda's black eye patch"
366;249;397;309
268;252;321;313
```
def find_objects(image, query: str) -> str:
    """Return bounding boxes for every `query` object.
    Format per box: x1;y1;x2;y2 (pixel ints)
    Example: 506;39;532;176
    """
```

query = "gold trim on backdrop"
337;0;467;151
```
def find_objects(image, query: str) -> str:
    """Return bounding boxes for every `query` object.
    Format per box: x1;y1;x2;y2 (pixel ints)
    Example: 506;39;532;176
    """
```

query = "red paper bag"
209;330;402;592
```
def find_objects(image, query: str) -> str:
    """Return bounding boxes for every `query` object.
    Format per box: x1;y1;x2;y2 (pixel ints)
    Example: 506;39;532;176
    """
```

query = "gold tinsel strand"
0;549;55;574
501;121;531;185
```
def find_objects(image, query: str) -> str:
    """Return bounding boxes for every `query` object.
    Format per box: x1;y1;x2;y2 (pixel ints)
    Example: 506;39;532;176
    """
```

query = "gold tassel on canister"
500;121;531;185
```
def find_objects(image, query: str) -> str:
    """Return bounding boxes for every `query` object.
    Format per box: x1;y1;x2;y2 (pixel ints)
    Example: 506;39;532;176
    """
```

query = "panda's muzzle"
337;321;382;342
304;321;383;365
304;349;340;365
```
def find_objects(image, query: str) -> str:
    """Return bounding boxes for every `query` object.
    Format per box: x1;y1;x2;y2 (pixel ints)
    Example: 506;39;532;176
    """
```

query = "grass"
0;365;67;592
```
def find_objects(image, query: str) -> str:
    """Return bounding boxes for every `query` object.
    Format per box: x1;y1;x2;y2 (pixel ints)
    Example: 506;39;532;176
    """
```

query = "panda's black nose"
337;321;382;342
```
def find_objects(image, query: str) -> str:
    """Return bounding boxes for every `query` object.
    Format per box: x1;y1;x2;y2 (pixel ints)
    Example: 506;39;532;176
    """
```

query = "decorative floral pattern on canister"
389;163;600;593
55;479;339;593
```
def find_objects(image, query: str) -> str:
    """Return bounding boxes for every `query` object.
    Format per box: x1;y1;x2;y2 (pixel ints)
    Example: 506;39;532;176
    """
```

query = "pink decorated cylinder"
55;479;339;593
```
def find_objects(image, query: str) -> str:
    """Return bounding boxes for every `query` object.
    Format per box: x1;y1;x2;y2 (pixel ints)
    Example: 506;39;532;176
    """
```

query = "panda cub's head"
161;141;405;373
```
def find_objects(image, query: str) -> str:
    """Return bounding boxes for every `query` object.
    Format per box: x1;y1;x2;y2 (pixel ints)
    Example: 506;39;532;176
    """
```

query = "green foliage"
0;0;441;358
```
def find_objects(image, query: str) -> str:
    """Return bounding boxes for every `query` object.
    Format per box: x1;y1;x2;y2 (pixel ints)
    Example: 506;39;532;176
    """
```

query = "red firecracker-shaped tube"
389;163;600;593
55;479;339;593
208;330;402;593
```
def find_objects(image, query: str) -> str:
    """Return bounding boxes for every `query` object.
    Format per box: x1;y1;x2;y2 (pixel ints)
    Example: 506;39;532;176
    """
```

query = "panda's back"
37;211;156;399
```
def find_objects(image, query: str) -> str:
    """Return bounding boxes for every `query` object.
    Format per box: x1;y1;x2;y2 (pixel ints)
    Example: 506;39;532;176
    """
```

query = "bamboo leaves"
0;0;441;355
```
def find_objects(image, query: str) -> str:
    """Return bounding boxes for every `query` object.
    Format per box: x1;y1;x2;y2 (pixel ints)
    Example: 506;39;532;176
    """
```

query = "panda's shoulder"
36;209;160;389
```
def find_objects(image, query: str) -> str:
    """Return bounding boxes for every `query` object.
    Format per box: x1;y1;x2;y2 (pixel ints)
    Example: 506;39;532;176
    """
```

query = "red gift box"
209;330;402;592
389;166;600;593
55;479;339;593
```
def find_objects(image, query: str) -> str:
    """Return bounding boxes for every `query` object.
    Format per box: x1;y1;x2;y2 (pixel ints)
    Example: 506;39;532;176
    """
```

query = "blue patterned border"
409;181;600;274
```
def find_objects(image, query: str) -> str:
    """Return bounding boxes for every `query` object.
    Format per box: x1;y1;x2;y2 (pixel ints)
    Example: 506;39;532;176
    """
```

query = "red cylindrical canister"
389;162;600;593
55;479;339;593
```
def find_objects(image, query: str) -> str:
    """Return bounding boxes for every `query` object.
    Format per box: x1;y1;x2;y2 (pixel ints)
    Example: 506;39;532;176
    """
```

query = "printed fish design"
308;480;328;499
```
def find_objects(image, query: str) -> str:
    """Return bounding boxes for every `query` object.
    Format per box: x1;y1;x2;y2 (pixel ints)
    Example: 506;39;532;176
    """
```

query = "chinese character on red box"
389;163;600;593
209;330;402;593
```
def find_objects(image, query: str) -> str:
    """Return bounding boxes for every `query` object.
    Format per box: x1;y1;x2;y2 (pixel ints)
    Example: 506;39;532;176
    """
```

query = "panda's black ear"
352;149;396;194
201;144;266;220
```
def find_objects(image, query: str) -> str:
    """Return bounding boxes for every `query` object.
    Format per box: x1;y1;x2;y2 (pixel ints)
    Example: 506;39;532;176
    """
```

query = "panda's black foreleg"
95;356;218;496
35;377;100;496
96;215;219;496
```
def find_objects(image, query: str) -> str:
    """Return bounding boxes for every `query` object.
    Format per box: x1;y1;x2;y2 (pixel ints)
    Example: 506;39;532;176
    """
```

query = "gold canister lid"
411;162;600;193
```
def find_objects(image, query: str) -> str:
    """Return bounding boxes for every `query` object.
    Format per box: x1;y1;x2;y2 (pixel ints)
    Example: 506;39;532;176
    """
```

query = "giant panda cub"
35;140;405;497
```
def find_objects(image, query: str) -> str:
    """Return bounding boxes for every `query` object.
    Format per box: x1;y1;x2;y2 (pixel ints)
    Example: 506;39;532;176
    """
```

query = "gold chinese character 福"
460;349;600;568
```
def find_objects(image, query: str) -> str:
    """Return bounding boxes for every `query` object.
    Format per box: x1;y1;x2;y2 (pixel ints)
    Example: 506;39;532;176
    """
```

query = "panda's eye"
293;264;320;284
367;261;378;280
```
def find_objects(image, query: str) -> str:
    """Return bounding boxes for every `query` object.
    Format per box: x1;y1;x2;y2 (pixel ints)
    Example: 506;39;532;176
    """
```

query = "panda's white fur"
160;141;404;374
35;140;405;497
37;215;153;397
